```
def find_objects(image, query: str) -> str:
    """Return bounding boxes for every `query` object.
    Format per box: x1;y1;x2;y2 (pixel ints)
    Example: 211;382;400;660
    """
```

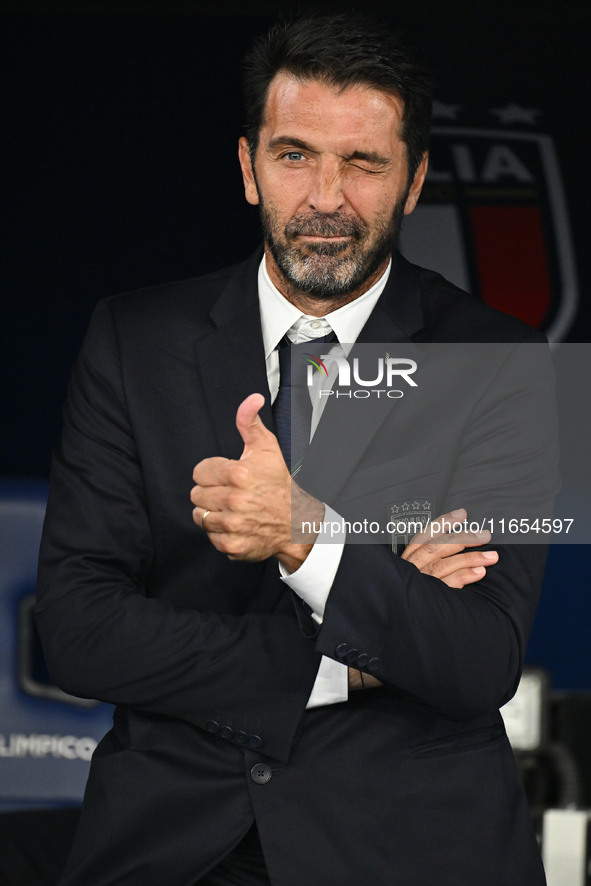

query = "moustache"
285;213;366;240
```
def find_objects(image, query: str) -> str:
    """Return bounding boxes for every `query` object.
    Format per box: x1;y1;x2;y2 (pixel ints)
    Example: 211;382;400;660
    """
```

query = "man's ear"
238;137;260;206
404;151;429;216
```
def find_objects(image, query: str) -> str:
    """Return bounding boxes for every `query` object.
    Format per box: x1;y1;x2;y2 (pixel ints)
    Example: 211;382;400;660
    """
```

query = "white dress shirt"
257;255;392;707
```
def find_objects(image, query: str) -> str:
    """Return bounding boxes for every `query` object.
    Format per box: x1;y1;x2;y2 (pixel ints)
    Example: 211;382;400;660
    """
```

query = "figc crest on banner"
399;103;578;341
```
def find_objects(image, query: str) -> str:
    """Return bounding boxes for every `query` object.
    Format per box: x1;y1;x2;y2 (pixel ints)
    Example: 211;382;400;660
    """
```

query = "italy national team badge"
389;498;433;555
398;104;578;342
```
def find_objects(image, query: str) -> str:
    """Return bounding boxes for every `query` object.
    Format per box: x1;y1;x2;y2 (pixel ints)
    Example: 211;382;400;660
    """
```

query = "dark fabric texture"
197;826;271;886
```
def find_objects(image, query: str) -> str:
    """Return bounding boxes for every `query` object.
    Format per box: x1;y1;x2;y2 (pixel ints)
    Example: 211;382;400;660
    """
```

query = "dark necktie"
273;331;337;477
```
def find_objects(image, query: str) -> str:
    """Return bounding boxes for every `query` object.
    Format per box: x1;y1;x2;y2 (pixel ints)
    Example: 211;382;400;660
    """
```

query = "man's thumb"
236;393;271;455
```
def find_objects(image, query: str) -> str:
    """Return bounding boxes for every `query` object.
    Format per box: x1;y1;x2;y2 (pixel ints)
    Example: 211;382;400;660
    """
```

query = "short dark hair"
243;13;433;182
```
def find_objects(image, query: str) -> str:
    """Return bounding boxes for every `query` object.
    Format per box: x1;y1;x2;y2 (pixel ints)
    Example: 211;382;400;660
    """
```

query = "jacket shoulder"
102;258;247;327
414;263;546;343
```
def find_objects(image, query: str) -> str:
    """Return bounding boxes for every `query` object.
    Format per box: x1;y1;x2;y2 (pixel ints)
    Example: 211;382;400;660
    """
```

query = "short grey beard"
259;199;407;300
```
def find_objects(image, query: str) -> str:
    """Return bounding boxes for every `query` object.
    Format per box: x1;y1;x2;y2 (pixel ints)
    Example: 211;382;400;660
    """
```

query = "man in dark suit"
36;14;557;885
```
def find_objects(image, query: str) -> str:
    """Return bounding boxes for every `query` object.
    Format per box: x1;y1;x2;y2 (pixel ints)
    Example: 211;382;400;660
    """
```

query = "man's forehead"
260;72;405;142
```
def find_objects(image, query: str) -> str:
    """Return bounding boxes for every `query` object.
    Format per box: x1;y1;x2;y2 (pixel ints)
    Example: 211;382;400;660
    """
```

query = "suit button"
220;726;234;740
248;734;263;749
367;657;380;673
250;763;272;785
234;731;248;745
345;648;360;664
355;653;369;668
206;720;220;734
335;643;349;659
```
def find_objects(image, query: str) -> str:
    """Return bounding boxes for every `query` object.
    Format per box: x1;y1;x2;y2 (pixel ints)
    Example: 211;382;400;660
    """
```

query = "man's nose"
307;160;345;214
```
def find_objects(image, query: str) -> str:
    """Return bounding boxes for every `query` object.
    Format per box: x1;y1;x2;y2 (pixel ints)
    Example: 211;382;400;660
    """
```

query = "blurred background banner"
400;124;577;340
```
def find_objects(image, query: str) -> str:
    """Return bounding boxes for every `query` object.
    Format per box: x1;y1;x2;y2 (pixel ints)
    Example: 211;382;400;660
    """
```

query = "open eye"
282;151;305;162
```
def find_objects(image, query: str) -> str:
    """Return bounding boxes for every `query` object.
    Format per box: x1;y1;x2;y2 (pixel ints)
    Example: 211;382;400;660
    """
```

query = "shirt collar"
258;254;392;358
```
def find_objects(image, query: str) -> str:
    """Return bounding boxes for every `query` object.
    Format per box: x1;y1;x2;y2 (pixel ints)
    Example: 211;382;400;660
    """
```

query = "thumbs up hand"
191;394;324;571
235;393;279;462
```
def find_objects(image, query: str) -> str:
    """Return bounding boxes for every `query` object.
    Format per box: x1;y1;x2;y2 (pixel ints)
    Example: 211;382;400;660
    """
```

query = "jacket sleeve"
316;541;547;720
35;298;320;762
315;338;560;721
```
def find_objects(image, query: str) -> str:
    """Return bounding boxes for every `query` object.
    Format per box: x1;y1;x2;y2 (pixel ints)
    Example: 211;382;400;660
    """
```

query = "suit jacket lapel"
297;254;426;503
193;249;273;460
356;252;425;344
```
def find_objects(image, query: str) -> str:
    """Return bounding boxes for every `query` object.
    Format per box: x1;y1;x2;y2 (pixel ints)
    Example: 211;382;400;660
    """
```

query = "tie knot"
277;330;337;388
290;316;333;342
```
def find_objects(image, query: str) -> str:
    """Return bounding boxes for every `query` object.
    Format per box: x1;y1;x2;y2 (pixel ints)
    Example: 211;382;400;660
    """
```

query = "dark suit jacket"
36;250;556;885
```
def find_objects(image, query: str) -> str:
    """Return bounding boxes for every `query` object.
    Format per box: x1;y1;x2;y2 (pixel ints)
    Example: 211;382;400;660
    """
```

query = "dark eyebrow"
345;150;390;166
267;136;315;153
